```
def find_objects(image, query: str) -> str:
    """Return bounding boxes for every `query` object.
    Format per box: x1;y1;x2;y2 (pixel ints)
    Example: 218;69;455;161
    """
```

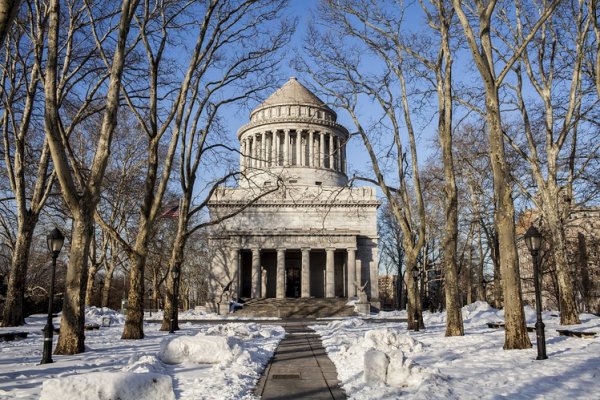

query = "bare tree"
452;0;560;350
502;0;597;324
44;0;140;354
1;2;54;326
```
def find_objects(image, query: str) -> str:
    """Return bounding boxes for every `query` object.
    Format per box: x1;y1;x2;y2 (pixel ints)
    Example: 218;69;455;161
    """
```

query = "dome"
248;77;337;123
260;77;331;109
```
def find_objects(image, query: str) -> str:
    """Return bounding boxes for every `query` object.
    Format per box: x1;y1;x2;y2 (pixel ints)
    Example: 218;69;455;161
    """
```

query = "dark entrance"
286;266;301;298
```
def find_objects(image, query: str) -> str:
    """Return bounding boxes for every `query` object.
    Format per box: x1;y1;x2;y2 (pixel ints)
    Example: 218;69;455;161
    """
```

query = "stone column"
284;130;290;166
355;259;362;288
268;132;273;166
296;131;302;166
370;246;379;300
259;132;265;168
274;131;280;166
329;133;334;170
276;248;285;299
347;248;356;297
326;248;335;297
301;248;310;298
336;137;341;171
319;131;325;168
253;134;259;168
230;248;240;296
251;248;261;298
309;130;314;167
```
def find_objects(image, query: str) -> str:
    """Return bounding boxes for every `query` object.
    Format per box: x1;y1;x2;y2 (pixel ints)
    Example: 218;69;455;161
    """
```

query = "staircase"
233;297;357;318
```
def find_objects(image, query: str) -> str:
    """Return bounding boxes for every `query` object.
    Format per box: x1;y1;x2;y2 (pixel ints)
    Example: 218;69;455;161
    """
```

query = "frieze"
237;117;349;139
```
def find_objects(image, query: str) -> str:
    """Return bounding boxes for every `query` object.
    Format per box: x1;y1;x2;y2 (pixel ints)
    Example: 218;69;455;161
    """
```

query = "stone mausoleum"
207;78;380;309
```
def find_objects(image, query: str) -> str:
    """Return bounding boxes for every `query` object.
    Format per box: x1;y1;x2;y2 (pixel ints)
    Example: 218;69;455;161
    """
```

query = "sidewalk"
255;321;346;399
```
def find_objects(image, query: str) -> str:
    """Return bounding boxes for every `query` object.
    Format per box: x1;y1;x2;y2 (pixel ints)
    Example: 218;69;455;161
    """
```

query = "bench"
0;331;29;341
85;323;100;330
557;329;597;339
487;322;536;332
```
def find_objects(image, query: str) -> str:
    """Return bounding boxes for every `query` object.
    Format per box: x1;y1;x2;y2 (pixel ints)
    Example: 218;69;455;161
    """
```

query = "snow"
1;302;598;399
40;371;175;400
0;308;284;399
144;309;280;321
311;301;600;399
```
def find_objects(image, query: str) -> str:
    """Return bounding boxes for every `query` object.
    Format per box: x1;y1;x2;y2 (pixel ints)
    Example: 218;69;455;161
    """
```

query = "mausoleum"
207;77;380;309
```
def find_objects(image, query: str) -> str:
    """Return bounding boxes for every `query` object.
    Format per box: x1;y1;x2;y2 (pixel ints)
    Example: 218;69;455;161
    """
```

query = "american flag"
159;202;180;219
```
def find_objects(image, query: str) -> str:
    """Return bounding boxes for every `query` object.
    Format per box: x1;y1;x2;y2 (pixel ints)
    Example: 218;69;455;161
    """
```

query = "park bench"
84;323;100;330
556;329;597;339
0;331;29;341
487;322;535;332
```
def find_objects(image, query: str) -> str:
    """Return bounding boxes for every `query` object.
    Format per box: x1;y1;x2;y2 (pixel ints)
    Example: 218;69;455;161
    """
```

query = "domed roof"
258;77;332;110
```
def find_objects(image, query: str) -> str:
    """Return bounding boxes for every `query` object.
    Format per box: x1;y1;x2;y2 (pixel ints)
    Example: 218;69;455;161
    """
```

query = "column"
274;131;280;166
370;246;379;300
309;130;314;167
284;130;290;166
241;140;246;171
355;259;362;289
251;248;261;298
296;131;302;166
329;133;334;170
301;248;310;298
336;137;341;171
347;248;356;297
260;132;266;168
230;248;240;296
326;248;335;297
319;131;325;168
276;248;285;299
268;132;273;166
253;134;259;168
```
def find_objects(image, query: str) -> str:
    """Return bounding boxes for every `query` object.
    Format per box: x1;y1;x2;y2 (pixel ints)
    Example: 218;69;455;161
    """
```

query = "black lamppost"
41;228;64;364
411;266;421;332
524;224;547;360
482;277;488;302
169;269;180;334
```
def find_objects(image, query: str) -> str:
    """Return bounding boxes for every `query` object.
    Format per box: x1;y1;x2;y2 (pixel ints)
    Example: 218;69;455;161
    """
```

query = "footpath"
254;320;346;400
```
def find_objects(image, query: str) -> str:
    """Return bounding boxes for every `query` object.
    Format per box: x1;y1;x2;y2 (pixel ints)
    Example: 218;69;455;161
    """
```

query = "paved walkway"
255;321;346;399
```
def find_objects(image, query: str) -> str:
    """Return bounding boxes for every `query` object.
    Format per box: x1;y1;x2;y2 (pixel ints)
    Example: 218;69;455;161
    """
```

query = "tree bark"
1;215;35;326
55;210;94;354
0;0;21;47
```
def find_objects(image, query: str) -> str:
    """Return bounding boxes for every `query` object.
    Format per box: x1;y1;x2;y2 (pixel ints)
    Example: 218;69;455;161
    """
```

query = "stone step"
233;298;356;318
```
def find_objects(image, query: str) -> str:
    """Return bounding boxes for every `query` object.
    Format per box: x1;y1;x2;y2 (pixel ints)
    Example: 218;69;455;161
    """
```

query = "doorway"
286;266;301;298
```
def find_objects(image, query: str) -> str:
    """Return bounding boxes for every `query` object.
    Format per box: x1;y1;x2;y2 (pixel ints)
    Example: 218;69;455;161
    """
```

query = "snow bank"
40;371;174;400
85;306;126;326
158;334;237;364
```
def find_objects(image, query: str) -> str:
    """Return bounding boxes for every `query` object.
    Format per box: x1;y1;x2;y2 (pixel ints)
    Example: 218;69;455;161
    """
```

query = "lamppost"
524;224;547;360
169;269;180;334
482;277;488;302
41;228;64;364
411;266;421;332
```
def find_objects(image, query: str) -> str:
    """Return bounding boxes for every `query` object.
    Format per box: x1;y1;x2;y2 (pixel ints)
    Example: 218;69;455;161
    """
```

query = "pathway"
255;321;346;399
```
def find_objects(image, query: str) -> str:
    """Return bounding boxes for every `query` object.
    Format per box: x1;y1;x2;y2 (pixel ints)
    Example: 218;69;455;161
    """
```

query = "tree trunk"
54;210;94;355
544;206;580;324
486;92;531;350
121;248;147;339
577;233;590;312
491;232;503;308
405;253;424;330
85;263;99;306
0;0;21;47
1;214;36;326
161;197;189;331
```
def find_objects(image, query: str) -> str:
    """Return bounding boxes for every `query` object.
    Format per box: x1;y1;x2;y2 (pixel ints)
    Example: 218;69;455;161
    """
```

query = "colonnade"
240;129;346;173
231;247;358;299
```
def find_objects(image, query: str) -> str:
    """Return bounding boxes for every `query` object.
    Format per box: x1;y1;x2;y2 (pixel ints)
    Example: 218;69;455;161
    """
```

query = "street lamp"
481;277;488;302
41;228;64;364
411;266;421;332
169;269;180;334
524;224;547;360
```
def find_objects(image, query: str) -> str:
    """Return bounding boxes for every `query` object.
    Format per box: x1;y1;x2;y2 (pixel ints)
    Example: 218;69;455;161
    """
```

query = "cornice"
237;116;349;139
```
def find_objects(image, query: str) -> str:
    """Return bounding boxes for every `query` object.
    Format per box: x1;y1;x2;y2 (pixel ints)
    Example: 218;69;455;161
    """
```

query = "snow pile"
204;322;279;339
123;354;166;373
461;301;502;324
312;321;444;398
158;334;239;365
372;309;407;319
40;371;174;400
85;306;126;326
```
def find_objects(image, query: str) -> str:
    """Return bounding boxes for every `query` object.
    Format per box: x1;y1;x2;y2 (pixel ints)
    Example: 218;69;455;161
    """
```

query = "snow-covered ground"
1;302;598;399
311;301;600;400
0;307;284;399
